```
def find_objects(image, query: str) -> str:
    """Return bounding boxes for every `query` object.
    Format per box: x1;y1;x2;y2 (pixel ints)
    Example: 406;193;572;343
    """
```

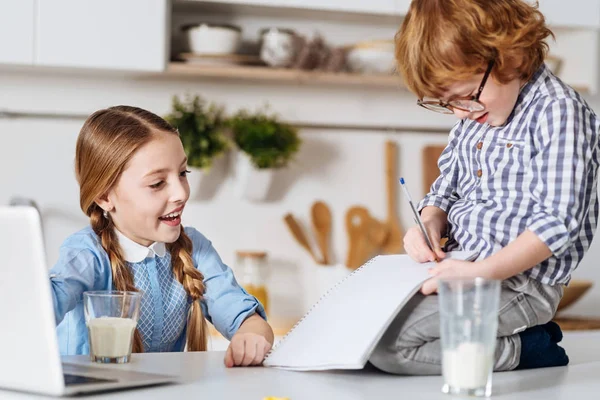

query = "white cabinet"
35;0;169;71
196;0;398;15
393;0;411;15
0;0;35;65
390;0;600;28
186;0;600;24
537;0;600;28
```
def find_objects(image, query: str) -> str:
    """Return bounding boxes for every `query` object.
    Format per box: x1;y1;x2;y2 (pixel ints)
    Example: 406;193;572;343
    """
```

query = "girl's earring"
103;210;109;219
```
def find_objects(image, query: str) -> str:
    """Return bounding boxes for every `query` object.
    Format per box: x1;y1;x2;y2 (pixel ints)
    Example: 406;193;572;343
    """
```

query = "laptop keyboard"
63;373;117;386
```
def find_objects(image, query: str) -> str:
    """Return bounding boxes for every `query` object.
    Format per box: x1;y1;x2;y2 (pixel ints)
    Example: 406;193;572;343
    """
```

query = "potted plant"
228;106;301;201
164;94;230;199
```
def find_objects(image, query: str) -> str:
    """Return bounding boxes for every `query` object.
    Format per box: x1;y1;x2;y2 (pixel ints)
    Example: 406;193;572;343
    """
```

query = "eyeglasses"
417;60;495;114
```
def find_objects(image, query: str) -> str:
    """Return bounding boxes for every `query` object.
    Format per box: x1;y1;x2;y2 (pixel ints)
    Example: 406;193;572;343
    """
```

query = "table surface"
2;331;600;399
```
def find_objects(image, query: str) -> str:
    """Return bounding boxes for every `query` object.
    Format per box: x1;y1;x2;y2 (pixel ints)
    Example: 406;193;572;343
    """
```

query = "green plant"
228;107;301;169
164;94;230;169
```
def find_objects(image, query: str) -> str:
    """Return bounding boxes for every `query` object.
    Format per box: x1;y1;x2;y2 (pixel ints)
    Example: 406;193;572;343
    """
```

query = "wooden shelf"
163;62;590;94
554;316;600;331
165;62;406;89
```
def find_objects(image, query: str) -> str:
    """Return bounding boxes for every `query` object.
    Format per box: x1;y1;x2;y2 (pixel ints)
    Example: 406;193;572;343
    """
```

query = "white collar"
114;228;167;263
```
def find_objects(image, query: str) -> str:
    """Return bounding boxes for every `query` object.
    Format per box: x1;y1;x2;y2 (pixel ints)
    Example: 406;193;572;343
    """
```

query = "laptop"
0;206;177;396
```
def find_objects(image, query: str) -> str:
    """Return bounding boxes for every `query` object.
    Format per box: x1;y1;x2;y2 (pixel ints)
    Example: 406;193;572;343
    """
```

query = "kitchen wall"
2;65;600;325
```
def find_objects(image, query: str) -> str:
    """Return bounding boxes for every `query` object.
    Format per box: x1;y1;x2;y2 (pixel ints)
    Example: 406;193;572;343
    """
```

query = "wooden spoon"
283;213;323;264
345;206;370;270
311;201;332;265
381;141;405;254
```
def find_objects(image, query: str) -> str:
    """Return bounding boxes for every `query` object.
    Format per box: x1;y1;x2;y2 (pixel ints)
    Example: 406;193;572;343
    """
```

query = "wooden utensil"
422;145;448;248
283;213;323;264
367;216;389;249
345;206;389;269
422;145;446;193
345;206;370;270
311;201;332;265
381;141;405;254
358;215;390;267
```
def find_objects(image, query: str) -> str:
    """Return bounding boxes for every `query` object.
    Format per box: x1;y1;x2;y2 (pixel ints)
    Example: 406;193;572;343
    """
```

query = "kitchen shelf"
163;62;591;94
165;62;406;89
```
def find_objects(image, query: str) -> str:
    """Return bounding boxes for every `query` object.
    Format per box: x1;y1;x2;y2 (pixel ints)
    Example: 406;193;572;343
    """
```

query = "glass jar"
235;251;269;315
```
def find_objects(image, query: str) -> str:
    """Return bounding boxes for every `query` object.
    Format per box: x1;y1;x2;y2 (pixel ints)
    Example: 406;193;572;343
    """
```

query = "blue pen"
399;177;439;262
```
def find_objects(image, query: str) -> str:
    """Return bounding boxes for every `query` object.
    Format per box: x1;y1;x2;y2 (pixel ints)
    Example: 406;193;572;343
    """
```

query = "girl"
369;0;600;374
50;105;274;367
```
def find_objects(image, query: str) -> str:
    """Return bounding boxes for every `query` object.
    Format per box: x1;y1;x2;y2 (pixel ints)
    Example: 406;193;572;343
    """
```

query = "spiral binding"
264;256;379;361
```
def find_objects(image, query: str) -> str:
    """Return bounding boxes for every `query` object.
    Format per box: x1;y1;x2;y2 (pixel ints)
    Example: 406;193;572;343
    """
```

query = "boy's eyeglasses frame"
417;59;495;114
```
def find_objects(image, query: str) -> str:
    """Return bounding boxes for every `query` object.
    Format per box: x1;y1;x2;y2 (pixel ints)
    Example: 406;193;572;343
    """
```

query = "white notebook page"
264;251;477;371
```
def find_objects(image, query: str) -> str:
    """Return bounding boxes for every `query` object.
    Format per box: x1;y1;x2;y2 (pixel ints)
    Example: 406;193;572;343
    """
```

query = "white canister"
301;263;352;314
183;23;242;55
259;28;297;68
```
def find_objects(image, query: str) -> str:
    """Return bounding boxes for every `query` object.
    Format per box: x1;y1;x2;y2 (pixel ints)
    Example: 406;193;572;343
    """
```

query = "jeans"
369;274;564;375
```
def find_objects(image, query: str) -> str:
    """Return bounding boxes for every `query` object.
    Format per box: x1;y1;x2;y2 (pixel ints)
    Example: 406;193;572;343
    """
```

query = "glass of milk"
83;291;142;364
438;277;500;397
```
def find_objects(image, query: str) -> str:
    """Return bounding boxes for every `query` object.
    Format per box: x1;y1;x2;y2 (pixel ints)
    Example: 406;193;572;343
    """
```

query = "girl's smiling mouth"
159;206;184;226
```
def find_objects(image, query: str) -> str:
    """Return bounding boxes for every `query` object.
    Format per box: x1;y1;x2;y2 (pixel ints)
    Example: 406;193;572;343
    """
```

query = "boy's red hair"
395;0;554;98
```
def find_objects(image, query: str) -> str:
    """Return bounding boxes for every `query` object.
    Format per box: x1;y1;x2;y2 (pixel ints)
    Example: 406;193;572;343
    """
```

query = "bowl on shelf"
182;23;242;55
556;279;593;312
346;39;395;75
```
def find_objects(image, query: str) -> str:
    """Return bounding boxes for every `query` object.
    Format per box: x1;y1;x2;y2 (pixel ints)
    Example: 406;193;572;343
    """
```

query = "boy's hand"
420;259;494;295
224;332;272;367
404;223;446;263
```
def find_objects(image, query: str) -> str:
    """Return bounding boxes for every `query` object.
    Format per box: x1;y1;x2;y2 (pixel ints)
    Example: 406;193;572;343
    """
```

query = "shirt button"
506;143;513;148
476;169;483;178
476;142;483;150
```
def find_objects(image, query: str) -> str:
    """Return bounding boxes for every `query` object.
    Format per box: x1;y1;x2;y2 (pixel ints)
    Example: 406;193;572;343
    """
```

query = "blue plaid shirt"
50;226;266;355
419;63;600;285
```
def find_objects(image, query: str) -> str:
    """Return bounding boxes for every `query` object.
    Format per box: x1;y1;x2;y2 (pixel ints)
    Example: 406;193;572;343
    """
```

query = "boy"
369;0;600;374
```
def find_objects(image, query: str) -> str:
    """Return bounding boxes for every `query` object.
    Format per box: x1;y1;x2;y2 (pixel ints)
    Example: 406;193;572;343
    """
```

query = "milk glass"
438;277;500;397
83;291;142;364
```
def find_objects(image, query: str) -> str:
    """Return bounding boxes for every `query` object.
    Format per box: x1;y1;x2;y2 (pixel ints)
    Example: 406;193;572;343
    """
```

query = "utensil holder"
301;262;352;314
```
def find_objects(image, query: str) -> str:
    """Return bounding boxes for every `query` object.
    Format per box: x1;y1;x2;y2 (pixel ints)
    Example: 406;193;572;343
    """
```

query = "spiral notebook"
263;251;478;371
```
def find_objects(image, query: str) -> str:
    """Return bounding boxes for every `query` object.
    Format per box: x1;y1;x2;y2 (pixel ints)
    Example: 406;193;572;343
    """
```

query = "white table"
2;332;599;399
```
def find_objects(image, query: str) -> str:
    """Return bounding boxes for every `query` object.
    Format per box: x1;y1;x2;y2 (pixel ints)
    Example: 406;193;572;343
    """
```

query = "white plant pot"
301;263;352;314
187;154;228;201
187;166;208;199
234;152;275;202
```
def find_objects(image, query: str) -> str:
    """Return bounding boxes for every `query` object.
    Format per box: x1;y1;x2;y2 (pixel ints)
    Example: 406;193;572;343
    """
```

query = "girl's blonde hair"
396;0;554;98
75;105;207;352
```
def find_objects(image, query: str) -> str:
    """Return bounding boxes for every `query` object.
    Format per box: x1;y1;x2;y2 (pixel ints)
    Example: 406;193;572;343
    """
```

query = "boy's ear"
95;192;114;213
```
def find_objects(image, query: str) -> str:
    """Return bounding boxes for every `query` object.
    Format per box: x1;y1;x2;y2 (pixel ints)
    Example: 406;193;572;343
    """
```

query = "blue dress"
49;226;266;355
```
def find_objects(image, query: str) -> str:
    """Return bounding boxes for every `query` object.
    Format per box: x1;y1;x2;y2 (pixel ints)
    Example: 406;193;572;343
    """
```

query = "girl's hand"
420;259;493;295
403;222;446;263
224;332;272;367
